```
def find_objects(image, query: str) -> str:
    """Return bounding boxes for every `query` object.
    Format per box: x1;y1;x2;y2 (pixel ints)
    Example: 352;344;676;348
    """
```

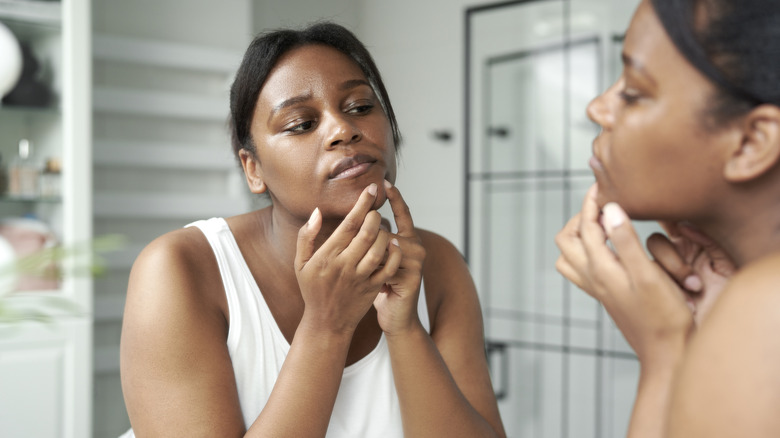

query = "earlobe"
724;105;780;183
239;148;267;194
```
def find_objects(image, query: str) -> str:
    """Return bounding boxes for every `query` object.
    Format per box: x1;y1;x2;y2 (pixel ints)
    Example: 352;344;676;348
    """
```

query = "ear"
724;104;780;182
239;148;267;194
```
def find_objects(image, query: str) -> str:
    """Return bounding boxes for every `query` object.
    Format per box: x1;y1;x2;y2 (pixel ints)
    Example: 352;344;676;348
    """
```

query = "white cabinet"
0;0;92;437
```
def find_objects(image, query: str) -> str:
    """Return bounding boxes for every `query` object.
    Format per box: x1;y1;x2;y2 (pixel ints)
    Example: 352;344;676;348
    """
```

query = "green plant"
0;234;126;324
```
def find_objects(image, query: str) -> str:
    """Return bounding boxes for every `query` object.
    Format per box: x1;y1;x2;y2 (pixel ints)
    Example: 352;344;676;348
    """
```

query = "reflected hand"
647;222;735;326
555;184;692;364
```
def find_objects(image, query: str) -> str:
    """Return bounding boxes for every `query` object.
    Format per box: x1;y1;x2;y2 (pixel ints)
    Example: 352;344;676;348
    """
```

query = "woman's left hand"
373;180;426;336
555;184;693;367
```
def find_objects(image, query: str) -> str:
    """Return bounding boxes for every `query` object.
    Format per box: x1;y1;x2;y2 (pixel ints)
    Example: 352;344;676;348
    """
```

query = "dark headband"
650;0;765;105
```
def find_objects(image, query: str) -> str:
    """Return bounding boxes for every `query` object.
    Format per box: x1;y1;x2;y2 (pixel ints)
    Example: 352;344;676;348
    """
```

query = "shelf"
93;34;242;75
0;194;61;203
93;87;228;121
0;104;59;116
93;192;247;219
93;139;235;170
0;0;61;28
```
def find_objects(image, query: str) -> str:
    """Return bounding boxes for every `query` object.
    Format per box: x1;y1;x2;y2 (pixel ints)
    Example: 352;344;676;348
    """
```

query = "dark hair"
650;0;780;124
229;22;401;160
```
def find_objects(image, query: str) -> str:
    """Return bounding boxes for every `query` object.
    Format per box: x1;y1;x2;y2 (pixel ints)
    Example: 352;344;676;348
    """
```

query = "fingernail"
391;238;399;246
368;183;377;196
384;179;392;189
308;207;320;226
683;275;702;292
602;202;625;231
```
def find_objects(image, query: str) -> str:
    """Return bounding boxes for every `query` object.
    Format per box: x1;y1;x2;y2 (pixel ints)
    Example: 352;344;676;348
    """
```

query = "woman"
556;0;780;436
120;23;506;438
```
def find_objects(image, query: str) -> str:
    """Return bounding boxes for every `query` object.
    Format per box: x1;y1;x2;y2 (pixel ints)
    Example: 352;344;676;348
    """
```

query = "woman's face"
587;0;732;221
246;44;396;221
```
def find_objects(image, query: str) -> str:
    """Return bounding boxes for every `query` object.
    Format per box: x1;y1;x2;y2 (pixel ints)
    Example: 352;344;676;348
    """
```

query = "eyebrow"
269;93;313;122
267;79;373;122
340;78;372;91
622;52;657;86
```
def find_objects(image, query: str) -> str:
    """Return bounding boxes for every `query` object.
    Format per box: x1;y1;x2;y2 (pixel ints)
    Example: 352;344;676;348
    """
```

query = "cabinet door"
0;318;91;438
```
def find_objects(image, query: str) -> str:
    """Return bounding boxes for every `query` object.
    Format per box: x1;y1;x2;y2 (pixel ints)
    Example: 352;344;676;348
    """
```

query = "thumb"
295;207;322;271
602;203;650;269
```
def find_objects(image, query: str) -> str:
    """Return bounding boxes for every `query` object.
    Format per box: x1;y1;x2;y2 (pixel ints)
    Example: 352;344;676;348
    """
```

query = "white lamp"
0;21;23;100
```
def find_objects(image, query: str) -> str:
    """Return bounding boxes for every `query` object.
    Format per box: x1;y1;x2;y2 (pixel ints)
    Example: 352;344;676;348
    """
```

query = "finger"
383;180;415;237
356;228;391;277
324;183;379;251
579;184;605;238
646;233;701;292
577;185;611;259
677;223;722;251
379;216;392;233
555;255;588;292
341;210;383;264
600;202;656;280
555;216;588;278
677;224;736;276
657;221;683;239
294;208;322;272
370;238;402;286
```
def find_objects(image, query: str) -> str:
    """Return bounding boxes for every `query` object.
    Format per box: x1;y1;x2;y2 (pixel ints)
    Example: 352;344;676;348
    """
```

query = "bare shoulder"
126;226;224;319
121;226;244;435
417;228;467;272
415;228;480;330
123;225;227;350
701;250;780;335
669;251;780;437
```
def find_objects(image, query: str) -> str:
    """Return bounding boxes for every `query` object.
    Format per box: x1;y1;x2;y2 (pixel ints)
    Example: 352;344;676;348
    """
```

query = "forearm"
627;350;685;438
246;322;352;438
386;323;500;438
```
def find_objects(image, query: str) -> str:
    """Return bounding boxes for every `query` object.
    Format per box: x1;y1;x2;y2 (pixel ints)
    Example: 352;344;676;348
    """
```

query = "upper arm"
668;255;780;438
418;229;505;437
120;229;245;437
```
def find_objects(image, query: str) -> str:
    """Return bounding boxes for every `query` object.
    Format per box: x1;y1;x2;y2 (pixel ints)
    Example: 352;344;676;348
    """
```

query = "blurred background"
0;0;662;437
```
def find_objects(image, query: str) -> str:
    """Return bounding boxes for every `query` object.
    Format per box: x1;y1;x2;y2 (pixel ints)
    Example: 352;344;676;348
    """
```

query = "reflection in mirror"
465;1;645;437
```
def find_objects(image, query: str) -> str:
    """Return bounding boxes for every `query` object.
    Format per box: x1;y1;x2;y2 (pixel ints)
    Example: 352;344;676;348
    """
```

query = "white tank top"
120;217;430;438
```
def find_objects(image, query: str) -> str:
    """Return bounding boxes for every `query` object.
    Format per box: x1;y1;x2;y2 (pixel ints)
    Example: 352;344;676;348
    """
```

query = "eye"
618;88;641;105
346;100;374;115
284;119;315;134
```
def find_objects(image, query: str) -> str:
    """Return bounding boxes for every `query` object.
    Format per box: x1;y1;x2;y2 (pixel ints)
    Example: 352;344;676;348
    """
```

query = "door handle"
486;340;509;400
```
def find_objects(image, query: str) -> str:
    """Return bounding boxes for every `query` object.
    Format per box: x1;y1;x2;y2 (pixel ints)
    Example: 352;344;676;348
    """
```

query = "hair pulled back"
229;22;401;160
650;0;780;122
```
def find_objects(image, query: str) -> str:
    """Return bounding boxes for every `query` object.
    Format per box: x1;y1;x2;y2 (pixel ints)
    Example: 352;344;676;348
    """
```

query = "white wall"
357;0;500;250
253;0;361;35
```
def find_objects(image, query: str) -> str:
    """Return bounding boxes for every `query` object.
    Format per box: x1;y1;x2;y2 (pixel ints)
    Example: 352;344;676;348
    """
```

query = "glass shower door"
466;1;644;437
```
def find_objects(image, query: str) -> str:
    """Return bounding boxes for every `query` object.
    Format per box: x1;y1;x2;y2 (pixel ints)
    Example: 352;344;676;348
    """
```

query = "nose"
586;78;621;129
325;113;362;148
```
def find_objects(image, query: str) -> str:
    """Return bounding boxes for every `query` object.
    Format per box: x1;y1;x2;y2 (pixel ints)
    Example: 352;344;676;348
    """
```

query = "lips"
328;154;378;179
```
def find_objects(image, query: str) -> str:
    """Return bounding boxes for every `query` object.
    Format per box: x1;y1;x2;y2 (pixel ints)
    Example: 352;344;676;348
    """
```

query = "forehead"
259;44;368;103
623;1;667;61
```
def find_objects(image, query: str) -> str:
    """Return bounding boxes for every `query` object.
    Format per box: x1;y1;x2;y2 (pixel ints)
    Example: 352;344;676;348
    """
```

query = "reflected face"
586;0;729;221
246;44;397;221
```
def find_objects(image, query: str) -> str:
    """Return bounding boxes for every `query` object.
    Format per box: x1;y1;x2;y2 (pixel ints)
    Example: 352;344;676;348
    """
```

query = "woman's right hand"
646;222;735;326
294;183;402;335
555;184;692;366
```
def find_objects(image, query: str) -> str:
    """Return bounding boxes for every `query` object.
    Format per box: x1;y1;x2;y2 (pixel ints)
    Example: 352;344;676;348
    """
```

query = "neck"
259;205;344;269
695;195;780;268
